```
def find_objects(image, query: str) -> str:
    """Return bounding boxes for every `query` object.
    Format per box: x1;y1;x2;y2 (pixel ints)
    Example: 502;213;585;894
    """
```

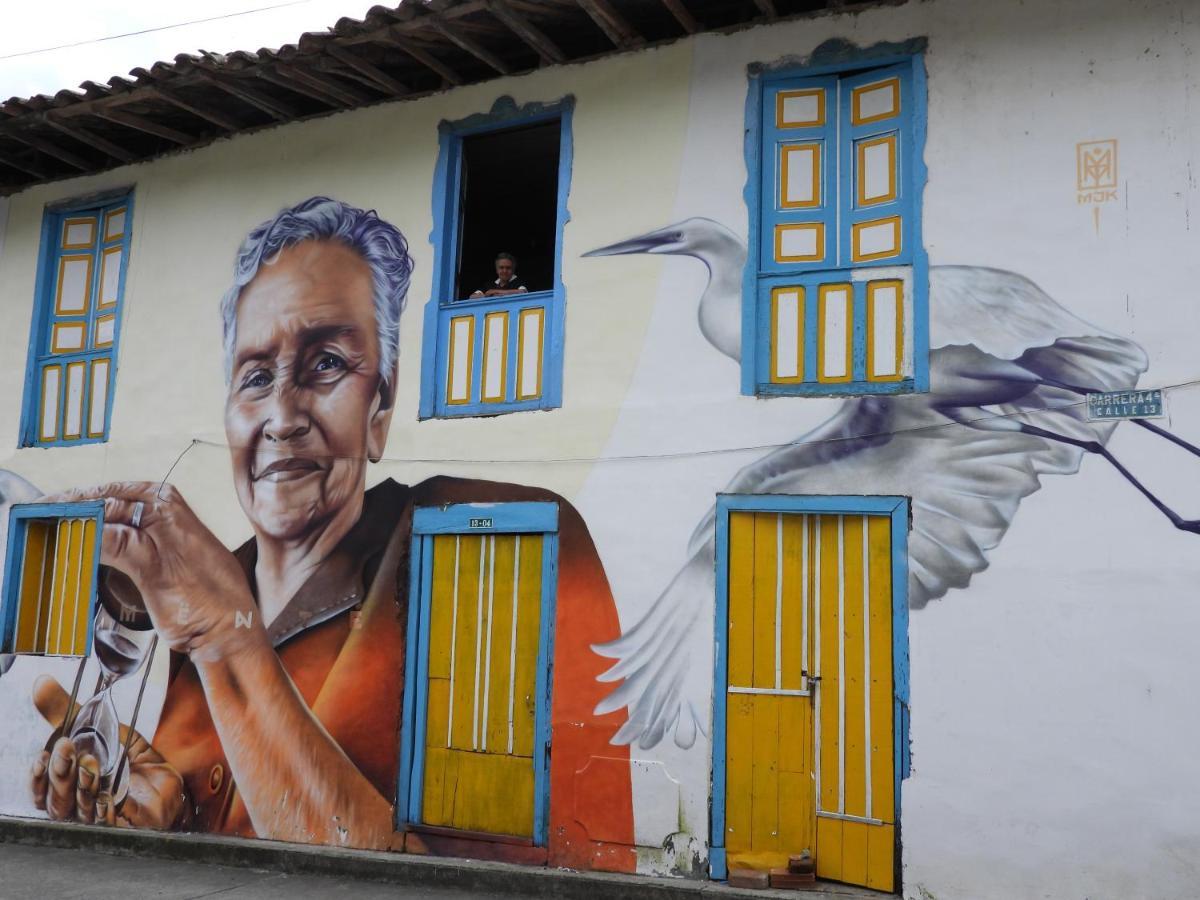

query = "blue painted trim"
910;54;931;393
395;530;428;827
709;499;731;866
716;493;906;515
419;96;573;419
412;502;558;535
20;192;135;447
532;531;559;845
399;503;560;845
406;533;436;822
1;501;105;657
740;52;928;397
708;494;910;882
709;847;727;881
18;210;57;446
740;76;763;398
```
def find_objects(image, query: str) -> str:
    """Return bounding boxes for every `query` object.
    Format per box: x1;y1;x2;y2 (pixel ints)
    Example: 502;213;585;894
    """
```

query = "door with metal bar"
404;502;558;844
724;510;895;890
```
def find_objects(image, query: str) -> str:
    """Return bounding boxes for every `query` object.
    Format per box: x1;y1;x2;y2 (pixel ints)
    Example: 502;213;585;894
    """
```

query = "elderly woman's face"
224;240;393;542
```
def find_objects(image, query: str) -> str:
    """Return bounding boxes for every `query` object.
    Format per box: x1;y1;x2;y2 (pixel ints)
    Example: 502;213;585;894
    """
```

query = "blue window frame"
397;501;559;844
707;494;911;882
742;56;928;396
1;501;104;657
419;97;572;419
20;193;134;446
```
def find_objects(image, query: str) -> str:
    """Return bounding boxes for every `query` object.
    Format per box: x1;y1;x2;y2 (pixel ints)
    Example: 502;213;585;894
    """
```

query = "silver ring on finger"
130;501;145;529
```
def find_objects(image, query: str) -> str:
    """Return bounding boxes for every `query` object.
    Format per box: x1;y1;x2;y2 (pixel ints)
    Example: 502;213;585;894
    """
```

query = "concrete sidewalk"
0;817;882;899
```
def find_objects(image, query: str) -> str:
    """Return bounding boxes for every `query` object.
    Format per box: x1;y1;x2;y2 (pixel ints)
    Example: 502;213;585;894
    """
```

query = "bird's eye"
673;232;684;242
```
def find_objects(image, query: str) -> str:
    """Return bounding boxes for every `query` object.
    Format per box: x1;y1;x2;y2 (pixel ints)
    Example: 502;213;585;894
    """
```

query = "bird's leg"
1029;376;1200;459
1018;422;1200;534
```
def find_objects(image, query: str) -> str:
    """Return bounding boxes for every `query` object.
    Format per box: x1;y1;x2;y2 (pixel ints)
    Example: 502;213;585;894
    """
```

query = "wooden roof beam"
193;71;296;121
4;130;91;171
91;108;193;145
143;85;240;131
424;16;512;75
0;148;49;179
324;44;411;97
275;63;374;106
383;31;465;85
573;0;645;48
660;0;700;34
256;67;346;109
43;116;138;162
485;1;567;65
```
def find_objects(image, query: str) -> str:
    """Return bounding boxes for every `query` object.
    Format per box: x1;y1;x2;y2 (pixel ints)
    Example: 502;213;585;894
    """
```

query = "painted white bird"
0;470;40;678
583;218;1190;750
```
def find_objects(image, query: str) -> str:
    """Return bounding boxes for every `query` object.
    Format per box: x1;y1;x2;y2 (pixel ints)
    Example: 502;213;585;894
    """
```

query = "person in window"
25;198;634;868
469;252;527;298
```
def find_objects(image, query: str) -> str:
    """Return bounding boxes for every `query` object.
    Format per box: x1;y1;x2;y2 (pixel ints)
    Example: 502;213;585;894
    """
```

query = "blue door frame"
396;501;559;845
708;493;910;881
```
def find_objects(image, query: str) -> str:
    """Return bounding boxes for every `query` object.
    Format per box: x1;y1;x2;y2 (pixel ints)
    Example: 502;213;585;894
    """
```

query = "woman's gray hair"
220;197;414;384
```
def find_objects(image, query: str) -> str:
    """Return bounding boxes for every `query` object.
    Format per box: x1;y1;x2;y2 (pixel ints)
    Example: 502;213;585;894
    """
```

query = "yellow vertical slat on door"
449;535;483;751
816;514;842;883
749;514;779;855
511;536;542;757
865;515;895;891
777;513;814;857
422;532;542;838
840;516;869;887
484;535;516;752
69;519;97;654
779;515;805;691
46;520;73;655
14;522;52;653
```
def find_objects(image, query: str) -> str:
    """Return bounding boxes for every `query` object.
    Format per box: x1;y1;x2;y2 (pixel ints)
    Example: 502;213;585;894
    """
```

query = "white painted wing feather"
596;267;1147;748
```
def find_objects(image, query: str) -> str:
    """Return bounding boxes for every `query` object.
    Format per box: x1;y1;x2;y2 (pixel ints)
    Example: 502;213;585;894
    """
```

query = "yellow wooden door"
422;532;543;837
725;511;895;891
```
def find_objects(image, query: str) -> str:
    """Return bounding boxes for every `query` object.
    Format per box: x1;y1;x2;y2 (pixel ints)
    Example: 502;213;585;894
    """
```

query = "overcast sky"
0;0;380;101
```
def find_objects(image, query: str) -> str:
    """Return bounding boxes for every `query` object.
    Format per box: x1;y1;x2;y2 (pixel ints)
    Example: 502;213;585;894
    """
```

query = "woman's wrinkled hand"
39;482;261;659
29;675;188;829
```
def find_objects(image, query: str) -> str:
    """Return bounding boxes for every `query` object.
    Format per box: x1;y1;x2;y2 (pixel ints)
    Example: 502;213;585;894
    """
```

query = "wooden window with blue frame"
1;501;104;658
742;56;928;396
419;98;572;419
21;193;134;446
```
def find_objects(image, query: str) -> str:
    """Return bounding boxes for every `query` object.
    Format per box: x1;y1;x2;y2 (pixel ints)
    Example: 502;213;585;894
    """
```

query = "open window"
1;502;103;657
454;122;559;299
420;98;572;419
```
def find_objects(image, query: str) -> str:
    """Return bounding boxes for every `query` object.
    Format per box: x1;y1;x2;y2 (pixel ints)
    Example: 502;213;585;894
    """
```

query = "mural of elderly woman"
24;198;634;865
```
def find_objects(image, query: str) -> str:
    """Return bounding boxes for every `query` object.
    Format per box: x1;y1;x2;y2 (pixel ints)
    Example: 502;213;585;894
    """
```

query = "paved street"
0;843;493;900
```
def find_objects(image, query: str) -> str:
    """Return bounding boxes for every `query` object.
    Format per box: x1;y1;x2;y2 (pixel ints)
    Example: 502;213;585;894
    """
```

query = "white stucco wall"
0;0;1198;896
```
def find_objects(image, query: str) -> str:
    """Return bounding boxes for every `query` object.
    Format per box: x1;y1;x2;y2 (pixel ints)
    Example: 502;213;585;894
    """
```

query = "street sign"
1086;388;1164;421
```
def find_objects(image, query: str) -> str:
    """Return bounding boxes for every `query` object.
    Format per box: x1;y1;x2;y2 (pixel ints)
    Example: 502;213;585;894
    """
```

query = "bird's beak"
583;226;678;257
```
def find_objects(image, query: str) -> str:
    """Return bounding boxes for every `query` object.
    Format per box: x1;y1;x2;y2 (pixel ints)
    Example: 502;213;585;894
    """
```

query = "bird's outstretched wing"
0;470;41;677
593;542;713;749
595;267;1148;747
